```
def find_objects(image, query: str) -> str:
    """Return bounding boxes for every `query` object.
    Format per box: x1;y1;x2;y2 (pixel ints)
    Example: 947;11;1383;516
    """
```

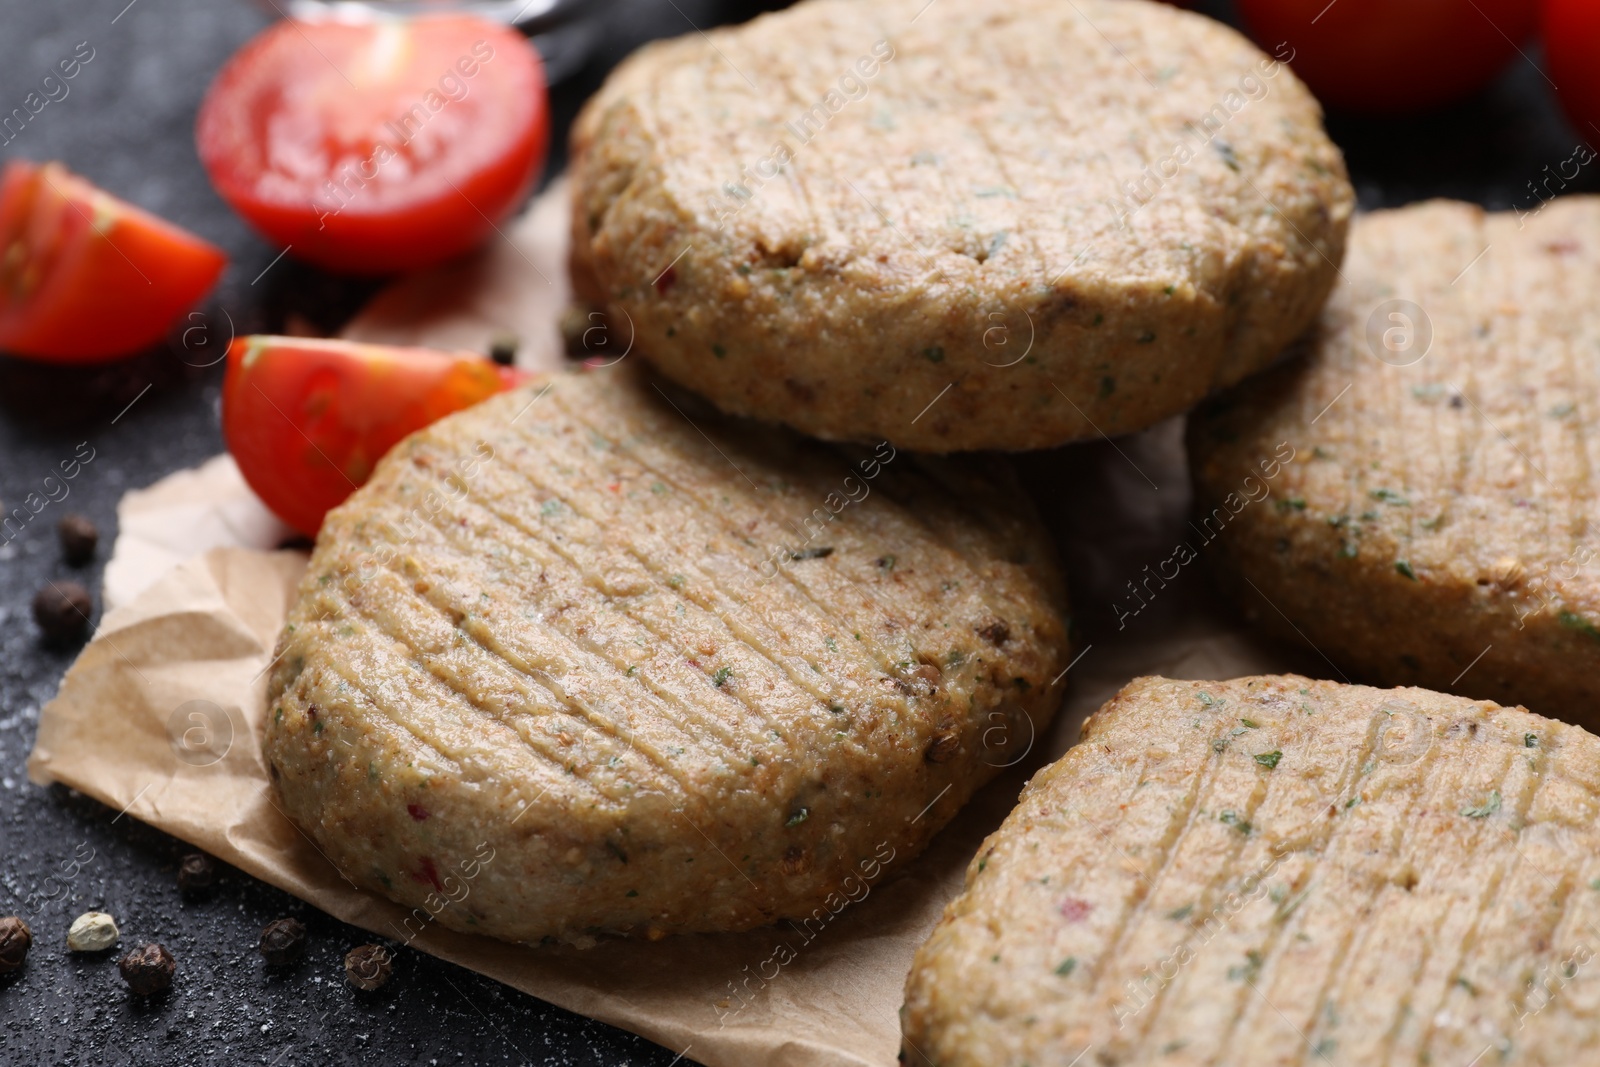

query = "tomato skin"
222;335;528;536
1545;0;1600;140
0;161;227;363
196;15;548;275
1235;0;1538;113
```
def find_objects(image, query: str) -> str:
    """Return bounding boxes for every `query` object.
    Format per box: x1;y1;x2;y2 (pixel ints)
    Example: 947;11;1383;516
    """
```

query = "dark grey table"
0;2;1589;1064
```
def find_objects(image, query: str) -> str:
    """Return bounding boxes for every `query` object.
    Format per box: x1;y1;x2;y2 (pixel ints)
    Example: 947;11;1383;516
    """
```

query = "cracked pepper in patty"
264;363;1068;943
904;674;1600;1066
1190;199;1600;724
569;0;1352;452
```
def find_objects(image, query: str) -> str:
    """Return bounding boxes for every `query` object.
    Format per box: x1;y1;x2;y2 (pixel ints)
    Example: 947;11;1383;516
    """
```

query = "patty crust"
569;0;1353;452
263;363;1069;943
903;674;1600;1066
1190;198;1600;723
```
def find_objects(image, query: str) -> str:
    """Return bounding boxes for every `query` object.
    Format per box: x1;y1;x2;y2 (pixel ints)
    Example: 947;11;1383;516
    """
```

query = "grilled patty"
903;673;1600;1067
569;0;1352;452
263;363;1069;943
1189;198;1600;723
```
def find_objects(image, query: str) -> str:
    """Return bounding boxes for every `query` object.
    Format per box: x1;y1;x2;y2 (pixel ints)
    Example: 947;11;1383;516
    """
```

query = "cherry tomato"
1545;0;1600;140
196;14;548;275
1235;0;1538;113
0;160;226;363
222;335;529;535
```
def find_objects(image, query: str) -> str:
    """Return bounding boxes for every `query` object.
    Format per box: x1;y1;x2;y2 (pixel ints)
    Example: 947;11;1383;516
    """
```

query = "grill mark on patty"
335;559;643;797
376;546;710;800
1493;857;1585;1048
441;492;796;777
1057;747;1184;1034
534;385;912;661
905;678;1600;1065
1115;711;1280;1056
443;433;868;769
384;486;757;777
567;395;1057;704
346;453;753;785
467;375;1049;783
1384;748;1522;1062
1247;696;1414;1067
542;383;974;684
478;407;874;717
1402;759;1522;1063
1278;720;1454;1065
1402;854;1517;1067
1481;740;1588;1050
889;452;1036;551
1424;848;1565;1065
1406;744;1561;1065
1086;740;1221;1029
336;564;627;798
299;621;482;783
432;454;793;716
1321;759;1450;1066
410;379;1030;792
277;651;481;792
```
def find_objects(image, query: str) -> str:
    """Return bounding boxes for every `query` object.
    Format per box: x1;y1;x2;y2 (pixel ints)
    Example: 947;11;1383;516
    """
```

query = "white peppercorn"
66;910;119;953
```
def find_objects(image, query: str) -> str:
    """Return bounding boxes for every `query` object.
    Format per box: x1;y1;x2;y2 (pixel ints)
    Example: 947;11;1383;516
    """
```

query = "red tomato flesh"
196;14;548;274
1236;0;1538;114
222;335;529;536
1545;0;1600;141
0;160;227;363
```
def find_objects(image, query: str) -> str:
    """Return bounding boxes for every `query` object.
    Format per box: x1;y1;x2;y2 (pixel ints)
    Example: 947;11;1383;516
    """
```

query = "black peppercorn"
258;917;307;966
118;943;175;996
176;852;216;896
57;514;98;566
487;332;518;366
0;916;31;973
344;944;394;991
32;581;92;643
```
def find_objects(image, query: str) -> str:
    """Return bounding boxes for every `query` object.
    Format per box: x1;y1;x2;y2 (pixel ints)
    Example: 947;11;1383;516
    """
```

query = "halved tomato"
0;160;227;363
222;335;529;536
196;14;548;274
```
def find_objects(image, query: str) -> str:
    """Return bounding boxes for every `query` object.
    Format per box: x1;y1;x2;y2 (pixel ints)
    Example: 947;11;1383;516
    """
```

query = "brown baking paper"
28;184;1306;1067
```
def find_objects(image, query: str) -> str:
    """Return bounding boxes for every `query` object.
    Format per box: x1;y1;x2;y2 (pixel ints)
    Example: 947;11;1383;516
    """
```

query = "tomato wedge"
222;336;529;536
196;14;548;274
0;160;227;363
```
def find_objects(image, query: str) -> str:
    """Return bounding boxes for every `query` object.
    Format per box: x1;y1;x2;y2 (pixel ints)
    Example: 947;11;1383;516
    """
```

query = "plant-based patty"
264;363;1069;943
569;0;1353;451
1190;198;1600;723
904;674;1600;1066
